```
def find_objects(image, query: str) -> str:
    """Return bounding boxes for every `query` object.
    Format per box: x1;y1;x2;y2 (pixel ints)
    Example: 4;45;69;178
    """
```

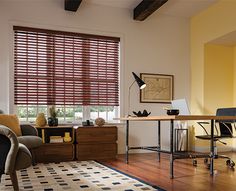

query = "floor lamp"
127;72;146;116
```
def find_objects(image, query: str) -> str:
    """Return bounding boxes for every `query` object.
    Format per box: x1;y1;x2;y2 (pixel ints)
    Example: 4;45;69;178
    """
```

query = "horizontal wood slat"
14;26;120;106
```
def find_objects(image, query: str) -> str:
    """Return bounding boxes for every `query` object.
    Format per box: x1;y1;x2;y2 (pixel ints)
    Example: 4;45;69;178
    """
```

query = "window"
14;26;120;123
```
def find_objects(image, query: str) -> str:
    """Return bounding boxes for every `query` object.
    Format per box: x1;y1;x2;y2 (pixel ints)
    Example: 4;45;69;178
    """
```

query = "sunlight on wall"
204;44;234;114
234;47;236;105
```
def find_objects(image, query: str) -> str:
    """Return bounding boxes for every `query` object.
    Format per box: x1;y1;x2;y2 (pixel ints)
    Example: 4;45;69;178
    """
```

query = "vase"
63;132;72;142
48;117;58;126
36;113;47;127
53;118;58;126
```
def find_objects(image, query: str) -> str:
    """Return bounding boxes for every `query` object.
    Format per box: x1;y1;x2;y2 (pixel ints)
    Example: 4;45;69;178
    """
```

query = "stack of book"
50;136;63;143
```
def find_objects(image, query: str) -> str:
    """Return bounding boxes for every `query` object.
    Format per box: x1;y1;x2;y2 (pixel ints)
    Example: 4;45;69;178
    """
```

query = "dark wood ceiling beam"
65;0;82;12
134;0;168;21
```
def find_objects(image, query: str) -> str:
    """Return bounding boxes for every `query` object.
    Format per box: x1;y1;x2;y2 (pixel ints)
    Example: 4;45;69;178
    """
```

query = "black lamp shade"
132;72;146;89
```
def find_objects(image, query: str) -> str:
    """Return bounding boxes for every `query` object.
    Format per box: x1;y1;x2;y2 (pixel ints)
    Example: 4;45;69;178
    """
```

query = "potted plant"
48;106;59;126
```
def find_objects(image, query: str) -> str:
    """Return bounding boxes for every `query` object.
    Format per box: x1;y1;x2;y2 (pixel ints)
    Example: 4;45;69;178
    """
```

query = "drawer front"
76;143;117;160
34;144;74;163
76;127;117;143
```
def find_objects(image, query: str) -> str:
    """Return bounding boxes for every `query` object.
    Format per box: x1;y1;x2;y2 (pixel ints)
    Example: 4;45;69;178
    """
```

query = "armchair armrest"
0;134;10;176
0;125;19;174
20;125;38;136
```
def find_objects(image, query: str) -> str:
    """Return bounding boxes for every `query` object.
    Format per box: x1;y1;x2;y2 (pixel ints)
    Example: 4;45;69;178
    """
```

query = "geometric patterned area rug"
0;161;164;191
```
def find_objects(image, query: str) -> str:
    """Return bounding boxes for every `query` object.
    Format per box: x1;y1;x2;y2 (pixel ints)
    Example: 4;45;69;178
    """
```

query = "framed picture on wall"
140;73;174;103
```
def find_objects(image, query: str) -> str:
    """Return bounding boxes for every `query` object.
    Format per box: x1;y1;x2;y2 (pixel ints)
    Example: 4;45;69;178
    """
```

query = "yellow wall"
234;47;236;148
234;46;236;105
204;44;234;114
191;0;236;115
191;0;236;151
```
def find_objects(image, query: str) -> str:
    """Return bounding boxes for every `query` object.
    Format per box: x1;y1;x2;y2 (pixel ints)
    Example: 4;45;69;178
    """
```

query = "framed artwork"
140;73;174;103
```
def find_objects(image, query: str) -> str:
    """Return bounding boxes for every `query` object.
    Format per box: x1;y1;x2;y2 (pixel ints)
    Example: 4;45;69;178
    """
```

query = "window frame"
15;105;119;124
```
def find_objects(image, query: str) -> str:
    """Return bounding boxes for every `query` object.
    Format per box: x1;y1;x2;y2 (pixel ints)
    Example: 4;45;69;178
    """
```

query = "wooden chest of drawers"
76;126;117;160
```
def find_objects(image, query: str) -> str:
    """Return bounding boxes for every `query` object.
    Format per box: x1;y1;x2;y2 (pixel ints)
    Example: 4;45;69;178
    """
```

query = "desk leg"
125;120;129;164
157;120;161;162
210;119;214;175
170;119;174;179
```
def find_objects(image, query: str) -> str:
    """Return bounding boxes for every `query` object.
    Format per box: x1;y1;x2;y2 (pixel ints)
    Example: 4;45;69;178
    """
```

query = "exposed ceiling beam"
65;0;82;12
134;0;168;21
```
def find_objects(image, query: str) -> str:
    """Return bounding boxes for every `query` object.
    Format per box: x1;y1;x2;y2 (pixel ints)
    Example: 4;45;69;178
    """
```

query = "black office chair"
195;107;236;168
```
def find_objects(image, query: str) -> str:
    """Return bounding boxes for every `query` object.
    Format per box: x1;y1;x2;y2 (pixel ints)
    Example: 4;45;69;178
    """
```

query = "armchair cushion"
20;124;38;136
0;114;22;136
18;136;42;149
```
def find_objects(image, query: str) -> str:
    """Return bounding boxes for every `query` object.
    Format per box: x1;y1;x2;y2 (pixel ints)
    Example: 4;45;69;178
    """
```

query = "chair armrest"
197;122;210;135
20;125;38;136
197;121;220;136
0;125;19;174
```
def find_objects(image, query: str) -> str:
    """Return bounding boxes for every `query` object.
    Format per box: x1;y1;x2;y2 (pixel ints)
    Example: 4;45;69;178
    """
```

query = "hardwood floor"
100;152;236;191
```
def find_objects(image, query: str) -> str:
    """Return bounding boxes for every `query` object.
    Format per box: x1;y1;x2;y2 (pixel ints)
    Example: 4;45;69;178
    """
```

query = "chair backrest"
216;108;236;137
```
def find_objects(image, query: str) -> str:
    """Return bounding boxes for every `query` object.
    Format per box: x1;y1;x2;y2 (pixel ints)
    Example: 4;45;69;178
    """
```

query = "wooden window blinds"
14;26;120;106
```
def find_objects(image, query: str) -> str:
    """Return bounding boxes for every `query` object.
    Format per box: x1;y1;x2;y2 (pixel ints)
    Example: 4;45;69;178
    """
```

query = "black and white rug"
0;161;164;191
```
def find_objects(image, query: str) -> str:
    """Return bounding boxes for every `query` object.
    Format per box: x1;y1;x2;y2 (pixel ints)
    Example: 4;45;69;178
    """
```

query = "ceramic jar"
35;113;47;127
63;132;72;142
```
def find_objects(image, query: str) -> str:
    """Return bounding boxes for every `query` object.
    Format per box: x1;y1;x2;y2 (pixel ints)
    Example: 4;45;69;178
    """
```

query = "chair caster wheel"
204;158;208;164
193;159;197;166
226;160;235;168
226;160;230;165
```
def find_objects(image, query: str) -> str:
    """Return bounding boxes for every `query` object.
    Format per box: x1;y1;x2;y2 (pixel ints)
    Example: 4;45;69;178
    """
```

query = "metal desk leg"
125;120;129;164
210;119;214;175
170;119;174;179
157;120;161;162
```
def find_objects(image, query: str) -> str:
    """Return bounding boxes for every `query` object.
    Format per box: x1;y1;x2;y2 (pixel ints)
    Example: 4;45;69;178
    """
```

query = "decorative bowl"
166;109;179;116
95;117;105;126
133;110;151;117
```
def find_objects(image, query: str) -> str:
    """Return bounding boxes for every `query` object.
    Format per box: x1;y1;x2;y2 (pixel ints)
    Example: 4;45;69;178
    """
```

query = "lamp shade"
132;72;146;89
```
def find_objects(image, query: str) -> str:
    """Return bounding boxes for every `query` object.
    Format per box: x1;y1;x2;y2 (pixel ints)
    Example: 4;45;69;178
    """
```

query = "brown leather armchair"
0;114;42;165
0;125;32;191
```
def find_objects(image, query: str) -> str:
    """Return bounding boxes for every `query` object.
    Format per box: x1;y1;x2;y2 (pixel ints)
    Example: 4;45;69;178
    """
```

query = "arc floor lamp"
127;72;146;116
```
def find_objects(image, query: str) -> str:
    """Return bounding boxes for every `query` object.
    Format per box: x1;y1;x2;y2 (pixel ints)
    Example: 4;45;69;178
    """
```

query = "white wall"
0;0;190;153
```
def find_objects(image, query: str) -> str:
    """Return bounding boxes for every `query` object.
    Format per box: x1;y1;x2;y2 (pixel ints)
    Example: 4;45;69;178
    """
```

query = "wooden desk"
117;115;236;178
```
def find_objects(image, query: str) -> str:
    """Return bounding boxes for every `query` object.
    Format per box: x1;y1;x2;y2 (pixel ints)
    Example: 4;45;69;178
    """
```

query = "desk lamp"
127;72;146;116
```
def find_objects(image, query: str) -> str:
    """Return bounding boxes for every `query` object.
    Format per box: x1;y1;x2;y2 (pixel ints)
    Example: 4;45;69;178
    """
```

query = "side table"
34;125;75;163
